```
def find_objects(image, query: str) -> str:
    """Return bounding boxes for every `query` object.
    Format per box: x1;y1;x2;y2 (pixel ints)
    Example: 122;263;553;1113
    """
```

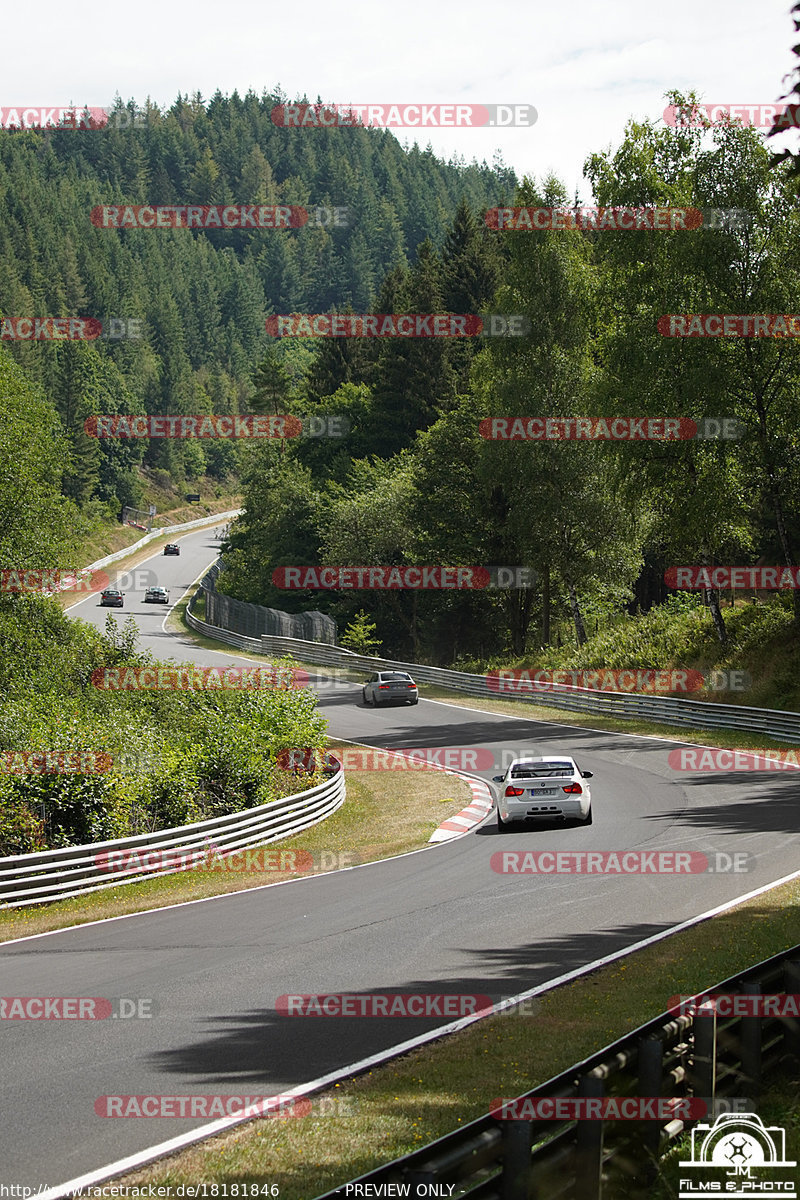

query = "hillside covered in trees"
0;90;515;516
217;93;800;663
2;87;799;669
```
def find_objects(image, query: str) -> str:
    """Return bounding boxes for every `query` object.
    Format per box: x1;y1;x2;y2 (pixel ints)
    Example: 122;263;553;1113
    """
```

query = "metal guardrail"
185;562;800;741
0;765;345;909
247;632;800;743
315;947;800;1199
185;604;268;655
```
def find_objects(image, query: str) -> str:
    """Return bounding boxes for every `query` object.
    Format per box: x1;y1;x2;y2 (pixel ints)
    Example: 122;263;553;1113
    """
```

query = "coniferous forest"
2;87;800;670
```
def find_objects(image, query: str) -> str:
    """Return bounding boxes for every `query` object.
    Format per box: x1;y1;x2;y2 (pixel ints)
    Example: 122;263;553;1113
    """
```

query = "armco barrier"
250;632;800;743
184;561;800;741
0;764;344;909
186;573;800;741
316;947;800;1200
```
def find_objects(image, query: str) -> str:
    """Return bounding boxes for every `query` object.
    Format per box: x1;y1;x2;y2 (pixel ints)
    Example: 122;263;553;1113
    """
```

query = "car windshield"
382;673;411;681
511;762;574;779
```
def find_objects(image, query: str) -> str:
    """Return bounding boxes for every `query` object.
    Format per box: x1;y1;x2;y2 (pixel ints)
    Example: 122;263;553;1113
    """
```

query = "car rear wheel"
409;697;418;705
581;807;593;825
496;810;513;832
362;689;372;706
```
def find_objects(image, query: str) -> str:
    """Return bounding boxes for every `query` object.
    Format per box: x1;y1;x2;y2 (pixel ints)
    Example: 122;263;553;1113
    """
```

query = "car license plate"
530;788;556;795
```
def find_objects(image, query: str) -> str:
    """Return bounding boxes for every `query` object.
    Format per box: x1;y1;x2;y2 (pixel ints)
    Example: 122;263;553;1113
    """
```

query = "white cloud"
4;0;797;195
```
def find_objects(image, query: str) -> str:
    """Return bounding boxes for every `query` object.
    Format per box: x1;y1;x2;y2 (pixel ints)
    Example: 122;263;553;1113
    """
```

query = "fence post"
634;1035;664;1180
691;1001;717;1118
502;1119;533;1200
740;981;762;1101
574;1073;604;1199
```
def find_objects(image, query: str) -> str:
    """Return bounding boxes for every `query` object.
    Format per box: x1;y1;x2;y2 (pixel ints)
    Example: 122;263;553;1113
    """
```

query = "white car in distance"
362;671;419;706
493;756;593;831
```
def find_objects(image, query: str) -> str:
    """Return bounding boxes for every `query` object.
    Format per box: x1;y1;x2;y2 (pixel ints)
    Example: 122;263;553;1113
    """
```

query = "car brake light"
407;683;415;688
379;684;390;689
505;785;524;796
562;783;583;794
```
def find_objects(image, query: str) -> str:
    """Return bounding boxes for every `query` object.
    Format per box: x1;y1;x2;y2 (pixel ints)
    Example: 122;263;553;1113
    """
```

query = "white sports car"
493;756;593;831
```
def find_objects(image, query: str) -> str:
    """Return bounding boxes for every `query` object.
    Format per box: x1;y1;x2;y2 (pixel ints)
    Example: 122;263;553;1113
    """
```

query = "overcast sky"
5;0;799;194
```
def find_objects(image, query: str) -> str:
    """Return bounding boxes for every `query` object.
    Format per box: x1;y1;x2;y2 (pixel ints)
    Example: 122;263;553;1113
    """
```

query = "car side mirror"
492;775;505;783
582;770;593;778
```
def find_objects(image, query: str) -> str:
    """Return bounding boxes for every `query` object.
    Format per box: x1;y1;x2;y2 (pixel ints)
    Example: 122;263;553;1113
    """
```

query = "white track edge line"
38;862;800;1200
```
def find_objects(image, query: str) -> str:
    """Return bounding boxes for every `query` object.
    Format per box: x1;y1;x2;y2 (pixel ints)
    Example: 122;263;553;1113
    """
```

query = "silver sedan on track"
493;756;593;831
362;671;419;706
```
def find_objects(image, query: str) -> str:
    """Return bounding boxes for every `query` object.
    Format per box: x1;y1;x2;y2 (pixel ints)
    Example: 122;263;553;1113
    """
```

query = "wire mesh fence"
196;561;338;644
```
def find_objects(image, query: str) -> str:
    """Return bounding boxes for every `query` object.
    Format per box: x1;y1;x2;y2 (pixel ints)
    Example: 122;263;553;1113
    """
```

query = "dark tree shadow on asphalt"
643;774;800;835
145;920;675;1085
